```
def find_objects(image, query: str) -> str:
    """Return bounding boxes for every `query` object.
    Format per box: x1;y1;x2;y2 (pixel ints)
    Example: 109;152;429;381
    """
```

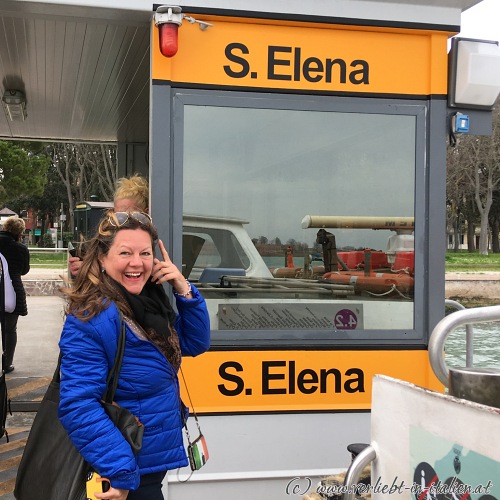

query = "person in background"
69;174;149;277
59;210;210;499
0;216;30;373
113;175;149;213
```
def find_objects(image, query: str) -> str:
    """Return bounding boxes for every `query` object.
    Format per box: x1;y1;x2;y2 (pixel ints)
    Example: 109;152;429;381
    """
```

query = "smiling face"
99;228;154;295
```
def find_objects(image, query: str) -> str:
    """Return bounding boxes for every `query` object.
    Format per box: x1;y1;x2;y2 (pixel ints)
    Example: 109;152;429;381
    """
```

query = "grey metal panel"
164;412;371;498
116;142;148;178
176;0;479;25
170;88;430;345
412;104;429;342
447;108;493;136
2;0;480;14
427;98;447;342
150;83;174;268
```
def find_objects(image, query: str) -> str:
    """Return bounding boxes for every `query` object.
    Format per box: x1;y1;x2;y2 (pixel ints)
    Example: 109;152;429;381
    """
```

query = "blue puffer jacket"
58;285;210;491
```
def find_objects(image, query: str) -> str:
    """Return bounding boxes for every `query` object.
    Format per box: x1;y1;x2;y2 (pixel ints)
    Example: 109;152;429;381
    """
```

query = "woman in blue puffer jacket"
58;210;210;500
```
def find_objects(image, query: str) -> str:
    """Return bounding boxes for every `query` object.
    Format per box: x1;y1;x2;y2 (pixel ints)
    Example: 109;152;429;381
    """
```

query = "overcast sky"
460;0;500;43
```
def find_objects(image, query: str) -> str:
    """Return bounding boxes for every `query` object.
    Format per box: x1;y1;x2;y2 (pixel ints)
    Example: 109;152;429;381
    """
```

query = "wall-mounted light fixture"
2;89;27;121
154;5;213;58
448;37;500;110
155;5;183;57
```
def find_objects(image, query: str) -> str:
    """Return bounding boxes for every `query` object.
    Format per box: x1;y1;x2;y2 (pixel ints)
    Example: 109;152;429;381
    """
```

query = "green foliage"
445;250;500;271
42;232;55;248
29;249;67;265
0;141;50;204
18;163;67;217
62;231;74;246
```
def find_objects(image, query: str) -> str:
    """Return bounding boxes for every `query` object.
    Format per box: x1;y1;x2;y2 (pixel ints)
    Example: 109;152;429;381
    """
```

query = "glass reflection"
182;105;416;331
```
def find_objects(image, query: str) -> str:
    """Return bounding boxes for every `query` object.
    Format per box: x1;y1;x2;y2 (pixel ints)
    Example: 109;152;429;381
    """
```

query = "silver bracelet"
173;280;192;297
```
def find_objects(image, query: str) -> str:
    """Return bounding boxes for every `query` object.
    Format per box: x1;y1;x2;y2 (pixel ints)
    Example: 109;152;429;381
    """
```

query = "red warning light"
154;5;183;58
159;23;179;57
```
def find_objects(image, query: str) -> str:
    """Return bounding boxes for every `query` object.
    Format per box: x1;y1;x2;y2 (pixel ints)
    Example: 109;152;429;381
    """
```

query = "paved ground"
445;272;500;305
24;267;69;280
445;271;500;280
8;296;64;379
0;295;64;499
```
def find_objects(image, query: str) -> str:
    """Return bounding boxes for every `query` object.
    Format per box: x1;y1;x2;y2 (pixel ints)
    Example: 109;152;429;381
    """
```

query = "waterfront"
262;259;500;369
22;265;500;368
445;321;500;368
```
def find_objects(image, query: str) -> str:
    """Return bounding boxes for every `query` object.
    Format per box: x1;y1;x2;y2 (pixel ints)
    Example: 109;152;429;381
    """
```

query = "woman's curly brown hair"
2;216;25;238
62;210;158;321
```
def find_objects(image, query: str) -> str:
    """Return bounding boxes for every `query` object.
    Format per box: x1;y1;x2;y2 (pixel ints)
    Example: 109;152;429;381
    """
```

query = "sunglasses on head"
108;211;152;228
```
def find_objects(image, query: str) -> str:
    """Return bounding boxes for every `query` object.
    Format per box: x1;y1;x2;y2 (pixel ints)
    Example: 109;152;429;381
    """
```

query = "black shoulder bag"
14;320;144;500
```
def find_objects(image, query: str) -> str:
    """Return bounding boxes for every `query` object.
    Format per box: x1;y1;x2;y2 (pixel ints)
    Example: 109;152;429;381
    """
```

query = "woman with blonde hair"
113;175;149;213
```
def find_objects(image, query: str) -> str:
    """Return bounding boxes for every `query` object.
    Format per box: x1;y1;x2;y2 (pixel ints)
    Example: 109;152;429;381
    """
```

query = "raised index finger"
158;239;170;262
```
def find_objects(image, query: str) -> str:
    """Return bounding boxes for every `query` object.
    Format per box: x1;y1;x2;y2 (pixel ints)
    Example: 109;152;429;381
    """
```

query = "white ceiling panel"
0;4;150;143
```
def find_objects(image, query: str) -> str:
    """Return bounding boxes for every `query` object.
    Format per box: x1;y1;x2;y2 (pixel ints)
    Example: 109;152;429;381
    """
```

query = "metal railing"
342;301;500;498
445;299;474;368
429;304;500;386
342;445;376;500
28;247;69;270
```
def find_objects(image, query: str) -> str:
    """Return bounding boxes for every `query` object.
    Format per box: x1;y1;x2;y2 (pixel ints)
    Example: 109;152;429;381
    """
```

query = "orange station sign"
152;15;452;96
152;14;450;414
180;349;443;414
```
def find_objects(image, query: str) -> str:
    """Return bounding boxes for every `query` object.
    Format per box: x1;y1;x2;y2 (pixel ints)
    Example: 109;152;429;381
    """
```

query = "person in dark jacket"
58;210;210;500
0;216;30;373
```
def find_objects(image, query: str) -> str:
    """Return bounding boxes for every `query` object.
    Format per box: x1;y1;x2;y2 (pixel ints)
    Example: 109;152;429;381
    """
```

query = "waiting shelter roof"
0;0;483;144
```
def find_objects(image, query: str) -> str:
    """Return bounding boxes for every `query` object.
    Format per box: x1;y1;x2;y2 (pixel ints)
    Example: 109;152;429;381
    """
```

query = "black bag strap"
54;315;126;403
103;320;126;403
180;367;202;436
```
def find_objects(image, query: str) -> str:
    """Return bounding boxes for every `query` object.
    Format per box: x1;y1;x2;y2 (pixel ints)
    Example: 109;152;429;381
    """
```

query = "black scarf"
111;278;177;338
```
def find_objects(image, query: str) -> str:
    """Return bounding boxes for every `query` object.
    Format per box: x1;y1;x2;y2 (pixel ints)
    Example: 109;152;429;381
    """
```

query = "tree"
2;142;117;245
464;195;478;252
0;141;49;204
50;143;117;232
487;106;500;253
489;189;500;253
471;140;498;255
447;142;473;251
446;101;500;255
11;162;69;245
471;104;500;255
